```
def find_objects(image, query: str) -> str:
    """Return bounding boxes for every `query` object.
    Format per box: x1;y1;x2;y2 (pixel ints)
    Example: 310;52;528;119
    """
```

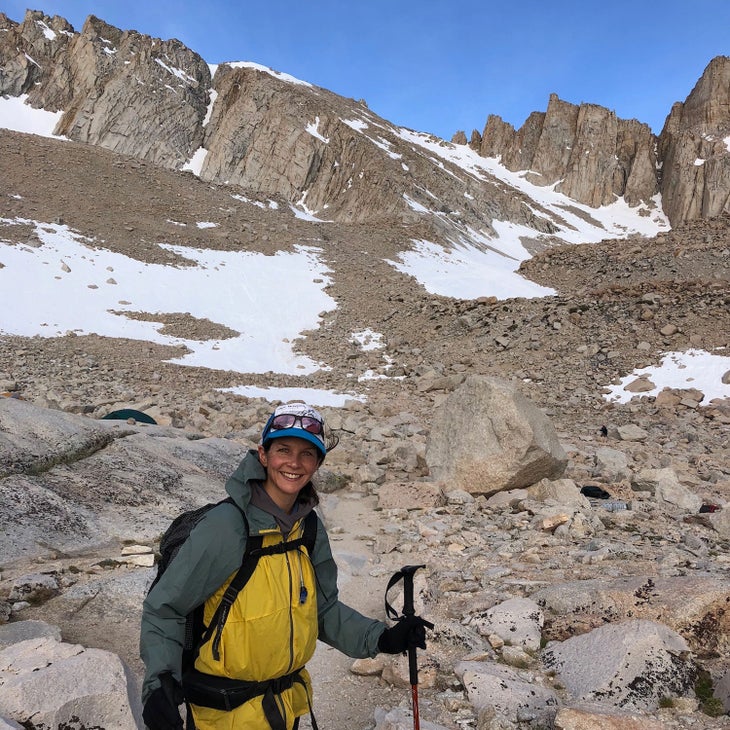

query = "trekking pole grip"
400;564;424;687
396;564;424;615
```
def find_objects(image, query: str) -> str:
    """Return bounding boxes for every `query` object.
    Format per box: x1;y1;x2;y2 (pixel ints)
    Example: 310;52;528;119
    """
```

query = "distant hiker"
140;402;430;730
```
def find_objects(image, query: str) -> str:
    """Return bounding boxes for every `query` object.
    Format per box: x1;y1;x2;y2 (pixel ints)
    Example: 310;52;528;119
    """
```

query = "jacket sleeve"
311;515;386;658
139;503;246;701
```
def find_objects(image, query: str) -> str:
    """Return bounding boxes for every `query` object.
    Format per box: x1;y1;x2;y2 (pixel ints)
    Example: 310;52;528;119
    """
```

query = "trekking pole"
384;564;433;730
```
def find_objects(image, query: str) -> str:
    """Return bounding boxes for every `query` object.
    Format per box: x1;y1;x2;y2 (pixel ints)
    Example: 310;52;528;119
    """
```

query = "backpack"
149;497;318;673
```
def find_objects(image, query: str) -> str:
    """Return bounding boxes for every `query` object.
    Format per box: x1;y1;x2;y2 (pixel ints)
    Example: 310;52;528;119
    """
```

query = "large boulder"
0;397;247;563
426;376;567;495
0;625;142;730
541;620;696;711
533;574;730;655
470;597;544;652
0;396;114;478
454;660;560;727
553;707;665;730
0;620;60;650
630;467;702;512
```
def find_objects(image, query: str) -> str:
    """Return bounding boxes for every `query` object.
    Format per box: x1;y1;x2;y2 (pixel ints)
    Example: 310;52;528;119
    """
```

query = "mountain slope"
3;10;728;241
0;8;728;433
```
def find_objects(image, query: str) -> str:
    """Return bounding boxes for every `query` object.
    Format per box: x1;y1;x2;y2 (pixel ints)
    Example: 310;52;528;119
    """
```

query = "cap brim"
263;428;326;456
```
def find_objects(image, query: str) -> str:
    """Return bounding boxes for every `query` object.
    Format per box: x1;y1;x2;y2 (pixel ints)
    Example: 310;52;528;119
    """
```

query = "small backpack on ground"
149;497;318;673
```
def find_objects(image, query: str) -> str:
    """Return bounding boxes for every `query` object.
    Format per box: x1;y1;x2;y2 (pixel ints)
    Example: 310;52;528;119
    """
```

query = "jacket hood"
224;449;265;511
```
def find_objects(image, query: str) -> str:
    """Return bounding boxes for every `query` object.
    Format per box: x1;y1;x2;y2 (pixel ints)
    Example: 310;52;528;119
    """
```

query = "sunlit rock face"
0;11;727;229
658;55;730;225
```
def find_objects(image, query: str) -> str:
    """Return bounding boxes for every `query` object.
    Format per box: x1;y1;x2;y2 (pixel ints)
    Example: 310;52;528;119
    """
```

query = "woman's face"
258;436;320;511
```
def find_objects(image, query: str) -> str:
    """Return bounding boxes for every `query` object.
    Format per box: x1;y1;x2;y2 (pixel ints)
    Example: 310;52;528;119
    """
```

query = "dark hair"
261;441;321;507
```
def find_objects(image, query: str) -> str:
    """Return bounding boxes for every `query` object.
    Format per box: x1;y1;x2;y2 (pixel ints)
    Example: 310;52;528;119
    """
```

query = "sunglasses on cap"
268;413;324;435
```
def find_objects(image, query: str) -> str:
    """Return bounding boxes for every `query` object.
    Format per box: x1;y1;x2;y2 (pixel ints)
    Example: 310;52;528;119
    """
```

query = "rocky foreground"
1;355;730;729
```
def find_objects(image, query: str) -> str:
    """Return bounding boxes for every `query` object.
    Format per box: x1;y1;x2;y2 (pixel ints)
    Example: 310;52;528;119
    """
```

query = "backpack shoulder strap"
181;496;247;670
302;510;318;555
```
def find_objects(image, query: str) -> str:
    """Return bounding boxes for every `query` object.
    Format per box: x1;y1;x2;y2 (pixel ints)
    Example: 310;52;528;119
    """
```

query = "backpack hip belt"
182;667;317;730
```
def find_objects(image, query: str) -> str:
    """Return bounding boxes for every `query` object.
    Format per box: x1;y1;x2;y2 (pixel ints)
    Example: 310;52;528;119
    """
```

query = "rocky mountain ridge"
457;55;730;226
1;9;728;233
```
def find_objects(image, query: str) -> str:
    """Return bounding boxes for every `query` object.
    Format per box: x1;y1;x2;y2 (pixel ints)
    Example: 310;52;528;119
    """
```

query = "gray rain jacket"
140;449;386;700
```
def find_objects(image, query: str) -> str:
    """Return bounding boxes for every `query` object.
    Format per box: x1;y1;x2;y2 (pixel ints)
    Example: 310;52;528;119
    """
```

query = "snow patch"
0;218;336;376
35;19;56;40
306;117;330;143
183;148;208;176
223;61;312;87
351;329;384;351
605;349;730;405
0;94;66;139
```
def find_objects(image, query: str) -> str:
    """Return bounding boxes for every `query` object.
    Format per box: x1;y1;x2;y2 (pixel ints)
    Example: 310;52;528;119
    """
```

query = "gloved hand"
142;672;184;730
377;614;433;654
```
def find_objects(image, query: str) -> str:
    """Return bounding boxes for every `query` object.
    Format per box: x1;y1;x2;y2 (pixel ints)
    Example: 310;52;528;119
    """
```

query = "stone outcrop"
0;396;248;563
476;95;659;209
1;11;726;233
0;11;73;97
541;620;696;711
0;621;142;730
658;55;730;224
469;58;730;225
0;12;562;235
0;10;211;168
199;64;411;224
533;575;730;656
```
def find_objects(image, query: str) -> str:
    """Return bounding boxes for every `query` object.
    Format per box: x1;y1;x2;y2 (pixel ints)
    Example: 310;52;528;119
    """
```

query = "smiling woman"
139;400;431;730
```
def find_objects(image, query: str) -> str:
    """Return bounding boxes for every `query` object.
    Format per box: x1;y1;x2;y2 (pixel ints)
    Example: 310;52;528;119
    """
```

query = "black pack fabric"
580;485;611;500
149;497;241;593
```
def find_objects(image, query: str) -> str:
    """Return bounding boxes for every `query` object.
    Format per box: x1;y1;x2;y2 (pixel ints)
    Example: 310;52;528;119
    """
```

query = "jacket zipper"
284;523;299;673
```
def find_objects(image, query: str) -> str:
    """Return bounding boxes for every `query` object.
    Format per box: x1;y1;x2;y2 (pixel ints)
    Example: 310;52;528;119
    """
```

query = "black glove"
378;614;432;654
142;672;184;730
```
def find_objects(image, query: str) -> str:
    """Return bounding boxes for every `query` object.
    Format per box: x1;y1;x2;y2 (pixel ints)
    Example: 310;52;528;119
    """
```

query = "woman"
140;401;428;730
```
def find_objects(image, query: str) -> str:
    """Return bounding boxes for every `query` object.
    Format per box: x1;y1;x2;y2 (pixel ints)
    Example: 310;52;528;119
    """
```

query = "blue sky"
4;1;729;139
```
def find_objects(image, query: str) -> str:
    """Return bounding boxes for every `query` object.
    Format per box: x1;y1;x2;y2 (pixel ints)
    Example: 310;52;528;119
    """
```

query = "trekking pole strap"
384;564;426;620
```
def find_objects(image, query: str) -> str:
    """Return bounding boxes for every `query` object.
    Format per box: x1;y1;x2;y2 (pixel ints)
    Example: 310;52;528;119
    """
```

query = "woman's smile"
258;436;321;511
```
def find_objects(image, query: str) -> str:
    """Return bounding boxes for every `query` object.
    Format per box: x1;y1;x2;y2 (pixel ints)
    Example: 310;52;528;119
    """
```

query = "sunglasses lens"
271;414;296;430
301;417;323;434
267;412;324;437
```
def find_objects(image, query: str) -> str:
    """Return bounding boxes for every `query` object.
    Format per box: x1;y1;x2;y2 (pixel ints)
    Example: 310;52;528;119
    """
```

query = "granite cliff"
1;10;728;231
459;58;730;226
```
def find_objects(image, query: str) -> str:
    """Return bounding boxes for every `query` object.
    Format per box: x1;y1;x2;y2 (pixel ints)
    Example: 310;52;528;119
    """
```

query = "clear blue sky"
4;1;729;139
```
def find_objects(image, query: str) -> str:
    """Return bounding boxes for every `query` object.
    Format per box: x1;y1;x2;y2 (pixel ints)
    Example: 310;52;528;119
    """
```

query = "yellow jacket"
191;520;317;729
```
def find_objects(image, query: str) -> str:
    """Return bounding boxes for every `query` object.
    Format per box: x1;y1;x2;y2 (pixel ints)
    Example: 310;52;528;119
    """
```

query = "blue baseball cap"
261;403;327;457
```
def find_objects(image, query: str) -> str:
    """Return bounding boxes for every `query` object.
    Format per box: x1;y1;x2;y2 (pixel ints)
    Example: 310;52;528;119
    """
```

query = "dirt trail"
304;491;413;729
